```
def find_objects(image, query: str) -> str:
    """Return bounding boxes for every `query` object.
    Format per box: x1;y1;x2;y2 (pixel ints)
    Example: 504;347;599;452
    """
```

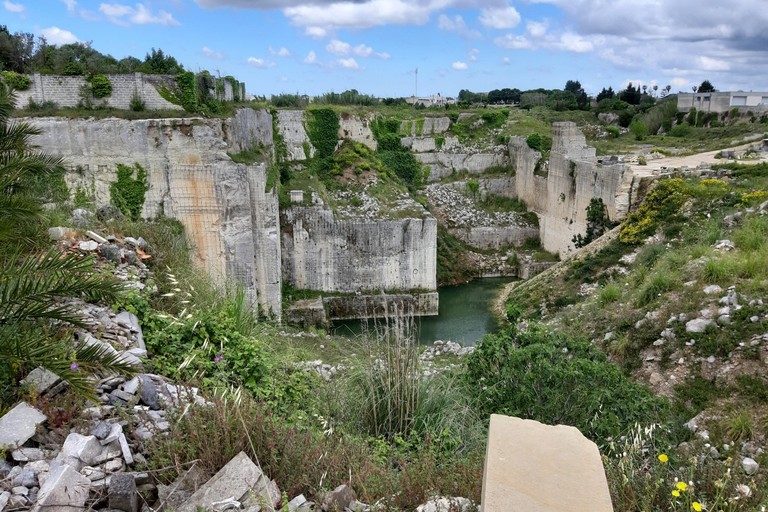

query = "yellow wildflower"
676;482;688;492
672;490;681;497
658;454;669;463
692;502;702;511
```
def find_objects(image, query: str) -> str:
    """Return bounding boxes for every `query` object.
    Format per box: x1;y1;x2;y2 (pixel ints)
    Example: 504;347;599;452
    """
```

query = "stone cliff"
281;206;437;293
509;122;636;255
29;109;281;317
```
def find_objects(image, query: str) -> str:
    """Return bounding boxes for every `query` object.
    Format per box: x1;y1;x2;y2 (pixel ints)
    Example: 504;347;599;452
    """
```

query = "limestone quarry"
27;109;644;323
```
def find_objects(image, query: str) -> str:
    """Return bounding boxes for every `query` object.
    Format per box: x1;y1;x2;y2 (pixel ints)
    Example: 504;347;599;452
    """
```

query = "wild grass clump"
597;281;622;306
732;216;768;252
700;256;737;284
636;270;678;306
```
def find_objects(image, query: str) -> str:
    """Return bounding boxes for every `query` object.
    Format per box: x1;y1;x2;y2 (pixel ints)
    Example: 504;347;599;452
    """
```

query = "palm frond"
0;325;139;400
0;249;126;326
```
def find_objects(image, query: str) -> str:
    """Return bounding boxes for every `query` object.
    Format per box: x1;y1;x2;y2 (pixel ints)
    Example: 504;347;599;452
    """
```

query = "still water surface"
331;277;512;346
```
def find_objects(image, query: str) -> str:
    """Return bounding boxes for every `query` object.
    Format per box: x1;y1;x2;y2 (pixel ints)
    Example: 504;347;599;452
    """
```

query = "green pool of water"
331;277;513;346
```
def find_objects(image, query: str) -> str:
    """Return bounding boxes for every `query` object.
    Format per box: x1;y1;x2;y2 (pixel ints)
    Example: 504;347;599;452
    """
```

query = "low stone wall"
15;73;182;110
324;292;439;320
417;152;508;181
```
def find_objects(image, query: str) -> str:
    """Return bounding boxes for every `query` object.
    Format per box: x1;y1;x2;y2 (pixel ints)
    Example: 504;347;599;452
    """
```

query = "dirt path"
630;140;768;177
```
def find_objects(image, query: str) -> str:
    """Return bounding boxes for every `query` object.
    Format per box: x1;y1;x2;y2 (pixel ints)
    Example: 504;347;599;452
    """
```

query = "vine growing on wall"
306;108;340;160
110;163;149;221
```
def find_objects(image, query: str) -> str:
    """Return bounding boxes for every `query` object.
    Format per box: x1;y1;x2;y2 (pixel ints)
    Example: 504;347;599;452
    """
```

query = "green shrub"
669;123;691;137
630;120;648;140
464;324;671;444
1;71;31;91
605;126;620;138
89;74;112;98
306;108;340;160
619;178;688;244
526;132;551;152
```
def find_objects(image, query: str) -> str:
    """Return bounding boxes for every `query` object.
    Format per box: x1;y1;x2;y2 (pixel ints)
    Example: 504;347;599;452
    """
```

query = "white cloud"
99;2;180;26
61;0;76;12
494;33;532;50
526;20;548;38
353;44;372;57
698;56;730;72
270;46;291;57
304;50;318;64
557;32;594;52
670;77;689;89
438;14;480;38
3;0;25;13
284;0;448;30
502;56;511;65
375;51;391;60
247;56;275;68
304;26;327;38
478;5;520;29
326;39;351;56
202;46;225;60
468;48;480;61
338;57;359;69
452;61;468;70
38;26;79;45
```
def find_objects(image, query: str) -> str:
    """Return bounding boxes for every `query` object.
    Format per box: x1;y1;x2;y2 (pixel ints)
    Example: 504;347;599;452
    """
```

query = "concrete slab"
481;414;613;512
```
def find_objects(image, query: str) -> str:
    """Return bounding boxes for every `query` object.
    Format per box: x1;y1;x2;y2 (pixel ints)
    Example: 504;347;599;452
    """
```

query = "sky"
3;0;767;99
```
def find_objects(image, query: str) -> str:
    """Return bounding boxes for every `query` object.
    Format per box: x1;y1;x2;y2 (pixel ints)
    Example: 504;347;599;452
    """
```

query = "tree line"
1;25;183;76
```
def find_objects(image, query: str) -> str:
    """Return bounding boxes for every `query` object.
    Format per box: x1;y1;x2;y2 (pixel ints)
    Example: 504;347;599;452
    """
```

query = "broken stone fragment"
57;433;103;470
32;462;91;512
176;452;265;512
0;401;47;449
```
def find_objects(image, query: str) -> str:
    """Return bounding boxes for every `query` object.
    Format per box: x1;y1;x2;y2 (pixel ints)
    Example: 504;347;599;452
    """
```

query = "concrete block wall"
14;73;183;110
282;206;437;293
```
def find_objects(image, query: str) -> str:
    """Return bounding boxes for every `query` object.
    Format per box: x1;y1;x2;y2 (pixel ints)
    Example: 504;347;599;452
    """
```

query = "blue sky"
4;0;767;98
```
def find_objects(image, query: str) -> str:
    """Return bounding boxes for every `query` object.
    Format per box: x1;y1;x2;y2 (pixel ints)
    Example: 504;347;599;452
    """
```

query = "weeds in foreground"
146;389;484;509
605;423;768;512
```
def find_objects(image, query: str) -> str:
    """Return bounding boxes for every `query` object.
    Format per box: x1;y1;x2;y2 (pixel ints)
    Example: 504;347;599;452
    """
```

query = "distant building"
405;94;455;107
678;91;768;113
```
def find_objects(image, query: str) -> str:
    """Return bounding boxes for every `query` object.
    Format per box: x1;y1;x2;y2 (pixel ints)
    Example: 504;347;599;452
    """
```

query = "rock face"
509;122;636;255
482;414;613;512
28;112;281;318
282;206;437;294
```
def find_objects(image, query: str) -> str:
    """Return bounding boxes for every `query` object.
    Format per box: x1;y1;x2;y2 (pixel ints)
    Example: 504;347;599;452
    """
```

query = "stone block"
176;452;265;512
12;447;46;462
0;401;47;448
58;433;103;469
21;366;61;395
321;484;356;511
110;473;138;512
118;432;135;465
481;414;613;512
32;462;91;512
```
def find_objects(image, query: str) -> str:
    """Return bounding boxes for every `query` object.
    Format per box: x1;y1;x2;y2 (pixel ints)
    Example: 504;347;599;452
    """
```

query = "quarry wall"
281;206;437;293
509;122;635;255
27;109;281;317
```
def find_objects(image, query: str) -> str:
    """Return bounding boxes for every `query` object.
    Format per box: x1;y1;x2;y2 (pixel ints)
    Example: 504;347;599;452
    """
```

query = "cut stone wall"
281;206;437;293
416;152;508;181
509;122;634;255
15;73;182;110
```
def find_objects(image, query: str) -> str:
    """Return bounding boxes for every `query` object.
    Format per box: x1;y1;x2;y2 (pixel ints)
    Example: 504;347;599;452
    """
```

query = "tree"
596;87;615;102
564;80;589;109
697;80;716;93
141;48;184;74
619;83;641;105
0;83;135;399
0;26;35;73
